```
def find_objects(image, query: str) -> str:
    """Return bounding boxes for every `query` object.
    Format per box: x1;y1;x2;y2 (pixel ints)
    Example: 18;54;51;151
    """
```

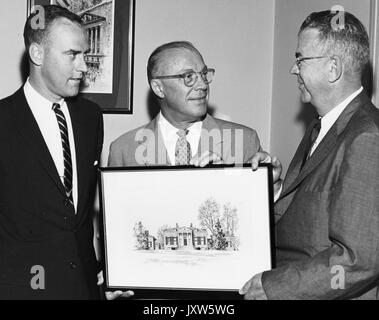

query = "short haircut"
23;5;83;50
299;10;370;76
147;41;203;83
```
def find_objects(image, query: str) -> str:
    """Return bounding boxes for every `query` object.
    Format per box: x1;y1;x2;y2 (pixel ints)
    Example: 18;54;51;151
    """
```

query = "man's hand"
251;151;282;183
239;273;268;300
97;270;134;300
251;151;282;195
190;151;222;167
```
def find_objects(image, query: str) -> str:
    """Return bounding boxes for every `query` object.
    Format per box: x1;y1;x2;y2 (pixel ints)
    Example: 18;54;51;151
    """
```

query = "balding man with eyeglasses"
108;41;261;167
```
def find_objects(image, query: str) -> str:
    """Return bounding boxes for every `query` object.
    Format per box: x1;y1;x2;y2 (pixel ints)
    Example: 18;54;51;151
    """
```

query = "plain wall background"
0;0;27;99
0;0;375;173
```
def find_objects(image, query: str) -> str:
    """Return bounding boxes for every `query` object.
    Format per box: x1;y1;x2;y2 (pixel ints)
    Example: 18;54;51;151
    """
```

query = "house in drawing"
160;223;207;250
135;222;238;251
161;223;208;250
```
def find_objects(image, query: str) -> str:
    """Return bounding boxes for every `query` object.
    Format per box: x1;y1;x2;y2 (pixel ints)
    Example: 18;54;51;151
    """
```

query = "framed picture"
27;0;135;114
99;165;274;299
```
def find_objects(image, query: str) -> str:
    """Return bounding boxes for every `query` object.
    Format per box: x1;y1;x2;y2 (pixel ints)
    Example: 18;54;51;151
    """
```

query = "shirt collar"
24;78;65;110
319;86;363;134
158;111;203;141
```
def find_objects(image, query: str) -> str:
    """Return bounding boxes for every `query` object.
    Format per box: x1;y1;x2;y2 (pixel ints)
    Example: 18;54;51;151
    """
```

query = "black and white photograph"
1;0;379;305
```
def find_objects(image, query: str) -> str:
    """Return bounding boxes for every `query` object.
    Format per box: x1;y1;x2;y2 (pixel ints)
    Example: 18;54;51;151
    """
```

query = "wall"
270;0;372;175
103;0;275;164
0;0;27;99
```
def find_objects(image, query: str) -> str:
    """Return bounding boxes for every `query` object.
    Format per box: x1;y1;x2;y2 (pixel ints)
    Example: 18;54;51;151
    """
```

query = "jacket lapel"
281;127;338;199
11;88;66;197
137;116;171;165
280;120;315;193
280;91;370;200
66;99;86;216
199;114;223;156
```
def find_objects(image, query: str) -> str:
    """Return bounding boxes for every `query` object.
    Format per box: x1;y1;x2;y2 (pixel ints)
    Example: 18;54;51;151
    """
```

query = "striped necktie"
175;129;191;165
52;103;74;206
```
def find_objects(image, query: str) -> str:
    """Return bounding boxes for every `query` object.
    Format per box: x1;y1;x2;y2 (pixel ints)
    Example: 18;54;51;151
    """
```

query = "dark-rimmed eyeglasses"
153;67;215;87
295;56;329;67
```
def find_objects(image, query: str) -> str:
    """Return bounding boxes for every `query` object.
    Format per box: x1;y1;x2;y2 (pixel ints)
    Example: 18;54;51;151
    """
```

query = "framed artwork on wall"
27;0;135;114
99;165;275;299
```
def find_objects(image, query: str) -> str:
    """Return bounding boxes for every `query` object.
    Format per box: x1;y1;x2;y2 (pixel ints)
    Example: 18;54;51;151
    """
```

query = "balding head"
147;41;204;83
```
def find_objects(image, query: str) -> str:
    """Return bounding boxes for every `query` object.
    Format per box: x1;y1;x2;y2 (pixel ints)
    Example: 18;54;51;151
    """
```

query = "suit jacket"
108;114;261;166
262;92;379;300
0;87;103;299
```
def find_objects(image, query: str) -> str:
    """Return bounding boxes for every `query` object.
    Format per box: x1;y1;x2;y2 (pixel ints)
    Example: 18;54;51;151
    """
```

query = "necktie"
301;117;321;169
175;129;191;165
52;103;74;206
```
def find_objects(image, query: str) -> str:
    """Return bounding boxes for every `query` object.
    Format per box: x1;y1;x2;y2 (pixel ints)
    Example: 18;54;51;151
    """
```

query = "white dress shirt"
275;86;363;202
309;87;363;156
24;79;78;211
158;112;203;165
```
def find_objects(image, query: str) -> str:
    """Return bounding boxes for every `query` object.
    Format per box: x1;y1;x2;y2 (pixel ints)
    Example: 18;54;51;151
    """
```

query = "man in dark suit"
0;5;104;299
240;10;379;299
108;41;261;167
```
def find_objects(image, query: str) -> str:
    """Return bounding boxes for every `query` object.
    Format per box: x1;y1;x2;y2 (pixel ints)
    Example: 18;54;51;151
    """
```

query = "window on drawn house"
166;237;177;246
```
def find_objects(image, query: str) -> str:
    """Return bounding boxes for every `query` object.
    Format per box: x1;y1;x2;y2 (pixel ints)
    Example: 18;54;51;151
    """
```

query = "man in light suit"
0;5;107;299
240;10;379;299
108;41;261;167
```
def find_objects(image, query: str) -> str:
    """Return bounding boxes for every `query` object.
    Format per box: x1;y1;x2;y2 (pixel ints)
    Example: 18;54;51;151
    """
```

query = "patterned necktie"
301;117;321;169
175;129;191;165
52;103;74;206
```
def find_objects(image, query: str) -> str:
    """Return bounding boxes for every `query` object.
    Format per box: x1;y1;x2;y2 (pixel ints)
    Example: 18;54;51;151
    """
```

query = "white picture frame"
99;165;274;297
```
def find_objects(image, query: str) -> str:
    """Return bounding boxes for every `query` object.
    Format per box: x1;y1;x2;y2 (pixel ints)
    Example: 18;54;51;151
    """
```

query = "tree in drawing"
198;197;220;235
208;219;228;250
156;224;170;248
133;221;149;250
222;203;238;236
198;198;240;251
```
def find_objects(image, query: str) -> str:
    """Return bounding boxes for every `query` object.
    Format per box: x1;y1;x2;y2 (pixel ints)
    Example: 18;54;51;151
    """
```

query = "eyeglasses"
295;56;329;68
153;67;215;87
